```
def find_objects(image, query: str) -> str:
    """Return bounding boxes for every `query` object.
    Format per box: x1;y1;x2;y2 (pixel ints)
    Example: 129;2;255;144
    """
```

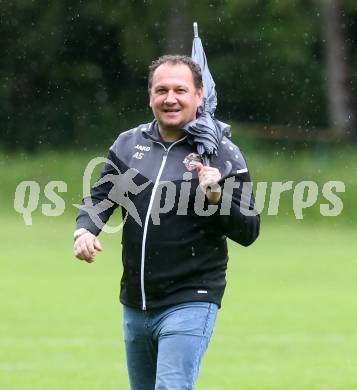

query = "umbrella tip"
193;22;198;38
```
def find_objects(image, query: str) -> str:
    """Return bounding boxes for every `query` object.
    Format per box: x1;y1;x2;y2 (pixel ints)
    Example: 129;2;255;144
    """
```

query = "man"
74;55;260;389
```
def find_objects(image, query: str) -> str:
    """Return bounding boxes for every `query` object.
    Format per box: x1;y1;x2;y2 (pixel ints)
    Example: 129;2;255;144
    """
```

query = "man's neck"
158;126;185;143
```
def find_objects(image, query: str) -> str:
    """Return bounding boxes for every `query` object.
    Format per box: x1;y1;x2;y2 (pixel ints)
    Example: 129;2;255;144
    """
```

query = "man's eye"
177;89;186;93
156;89;166;94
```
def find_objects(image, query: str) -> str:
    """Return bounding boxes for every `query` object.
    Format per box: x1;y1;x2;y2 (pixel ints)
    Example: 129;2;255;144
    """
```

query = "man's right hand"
74;232;103;263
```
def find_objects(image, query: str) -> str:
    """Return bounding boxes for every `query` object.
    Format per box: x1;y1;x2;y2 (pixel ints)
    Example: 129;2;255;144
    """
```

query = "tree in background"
0;0;356;151
321;0;355;138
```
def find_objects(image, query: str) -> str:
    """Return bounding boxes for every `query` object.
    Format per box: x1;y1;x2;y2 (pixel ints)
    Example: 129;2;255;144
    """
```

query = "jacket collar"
142;120;188;145
141;120;162;142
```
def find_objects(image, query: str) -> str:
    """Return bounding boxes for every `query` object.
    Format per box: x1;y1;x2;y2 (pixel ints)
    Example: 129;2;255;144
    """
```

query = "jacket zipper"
140;137;186;310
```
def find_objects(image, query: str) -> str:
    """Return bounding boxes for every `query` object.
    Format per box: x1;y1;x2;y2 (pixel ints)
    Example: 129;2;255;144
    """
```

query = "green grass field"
1;148;357;389
1;215;356;389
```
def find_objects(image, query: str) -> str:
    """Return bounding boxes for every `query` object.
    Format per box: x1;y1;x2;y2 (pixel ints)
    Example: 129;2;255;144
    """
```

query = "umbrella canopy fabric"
183;22;231;164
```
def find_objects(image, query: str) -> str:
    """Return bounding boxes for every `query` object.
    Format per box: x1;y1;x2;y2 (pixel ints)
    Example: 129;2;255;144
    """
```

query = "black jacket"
76;121;260;309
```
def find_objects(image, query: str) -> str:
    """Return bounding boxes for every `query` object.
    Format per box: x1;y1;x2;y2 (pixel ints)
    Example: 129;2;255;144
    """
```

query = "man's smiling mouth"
163;109;180;113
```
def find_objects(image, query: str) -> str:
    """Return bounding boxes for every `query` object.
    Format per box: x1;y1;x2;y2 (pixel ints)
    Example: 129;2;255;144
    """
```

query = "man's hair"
148;54;203;91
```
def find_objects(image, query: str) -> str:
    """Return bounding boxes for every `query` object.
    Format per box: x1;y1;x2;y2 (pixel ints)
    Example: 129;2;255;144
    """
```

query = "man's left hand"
196;163;222;204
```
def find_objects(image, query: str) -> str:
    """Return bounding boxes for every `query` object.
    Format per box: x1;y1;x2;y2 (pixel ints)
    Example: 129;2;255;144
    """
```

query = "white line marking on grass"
0;362;127;371
0;337;119;347
214;333;357;344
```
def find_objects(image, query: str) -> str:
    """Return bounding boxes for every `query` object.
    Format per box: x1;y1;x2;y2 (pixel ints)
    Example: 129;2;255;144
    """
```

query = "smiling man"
74;55;260;389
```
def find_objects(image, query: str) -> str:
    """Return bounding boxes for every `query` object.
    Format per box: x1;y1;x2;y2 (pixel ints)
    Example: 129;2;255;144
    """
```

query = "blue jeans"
122;301;218;390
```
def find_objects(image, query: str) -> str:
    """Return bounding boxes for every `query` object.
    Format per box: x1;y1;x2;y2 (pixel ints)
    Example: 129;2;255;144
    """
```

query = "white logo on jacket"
133;144;150;159
135;144;151;151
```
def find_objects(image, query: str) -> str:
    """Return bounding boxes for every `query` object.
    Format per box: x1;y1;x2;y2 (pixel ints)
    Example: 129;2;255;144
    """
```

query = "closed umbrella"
183;22;231;167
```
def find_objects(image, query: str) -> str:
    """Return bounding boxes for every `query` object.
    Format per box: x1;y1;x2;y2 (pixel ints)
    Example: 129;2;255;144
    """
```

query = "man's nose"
164;90;177;104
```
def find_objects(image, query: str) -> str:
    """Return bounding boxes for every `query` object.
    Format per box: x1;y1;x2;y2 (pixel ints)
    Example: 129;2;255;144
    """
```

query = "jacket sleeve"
75;147;121;236
217;146;260;247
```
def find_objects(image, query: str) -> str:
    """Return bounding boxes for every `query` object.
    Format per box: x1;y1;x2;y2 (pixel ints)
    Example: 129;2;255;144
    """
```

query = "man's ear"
197;88;204;105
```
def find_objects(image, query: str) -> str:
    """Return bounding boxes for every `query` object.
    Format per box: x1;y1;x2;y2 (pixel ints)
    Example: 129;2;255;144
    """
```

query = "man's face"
149;63;203;132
